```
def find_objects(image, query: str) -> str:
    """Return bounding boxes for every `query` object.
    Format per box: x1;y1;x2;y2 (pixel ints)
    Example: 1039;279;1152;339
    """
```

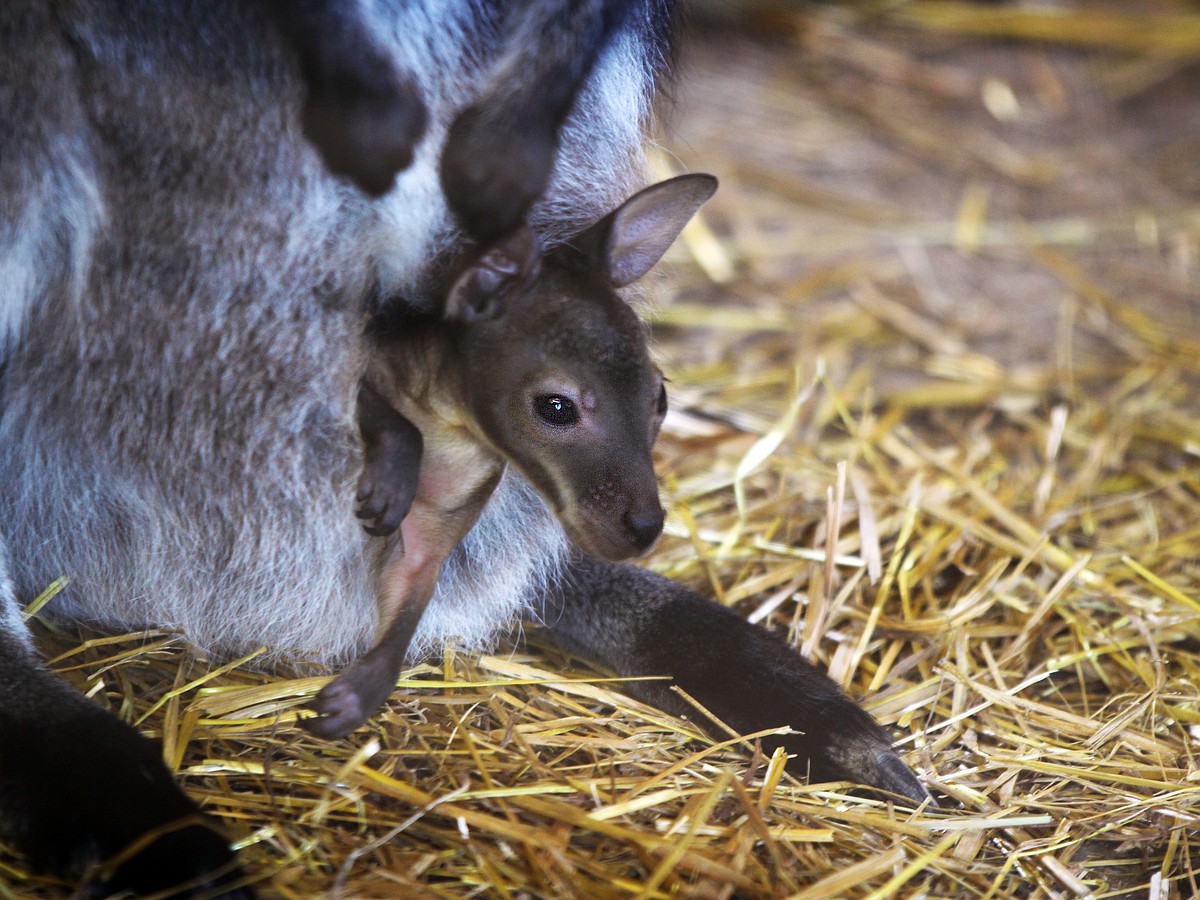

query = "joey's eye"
534;395;579;427
656;383;668;416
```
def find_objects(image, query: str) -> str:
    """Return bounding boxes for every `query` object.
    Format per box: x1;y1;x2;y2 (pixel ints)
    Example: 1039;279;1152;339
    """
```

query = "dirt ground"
663;5;1200;367
648;4;1200;895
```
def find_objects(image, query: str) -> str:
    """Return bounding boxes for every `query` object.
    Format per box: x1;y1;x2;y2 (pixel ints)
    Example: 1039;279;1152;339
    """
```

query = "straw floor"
5;2;1200;897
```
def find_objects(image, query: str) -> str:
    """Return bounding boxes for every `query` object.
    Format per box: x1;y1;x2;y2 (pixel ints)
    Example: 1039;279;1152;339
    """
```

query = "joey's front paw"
355;465;415;537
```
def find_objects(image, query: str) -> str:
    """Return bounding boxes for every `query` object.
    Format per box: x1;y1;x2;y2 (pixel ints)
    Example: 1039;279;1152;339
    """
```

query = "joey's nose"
624;508;664;552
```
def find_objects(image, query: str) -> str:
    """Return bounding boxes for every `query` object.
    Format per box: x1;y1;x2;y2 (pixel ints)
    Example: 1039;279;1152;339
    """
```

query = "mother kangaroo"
0;1;927;895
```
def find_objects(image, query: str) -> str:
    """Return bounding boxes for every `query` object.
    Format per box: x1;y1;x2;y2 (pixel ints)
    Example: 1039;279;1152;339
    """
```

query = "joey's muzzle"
622;506;664;553
564;483;664;561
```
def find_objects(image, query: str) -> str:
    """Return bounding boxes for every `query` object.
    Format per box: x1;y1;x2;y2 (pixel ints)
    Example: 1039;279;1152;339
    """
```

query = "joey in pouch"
306;175;716;739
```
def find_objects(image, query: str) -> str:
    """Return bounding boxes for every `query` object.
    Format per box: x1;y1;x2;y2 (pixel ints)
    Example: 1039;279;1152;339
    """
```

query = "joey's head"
442;174;718;561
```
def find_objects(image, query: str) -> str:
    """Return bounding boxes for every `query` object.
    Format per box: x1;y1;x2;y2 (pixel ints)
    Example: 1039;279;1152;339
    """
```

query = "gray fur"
536;29;656;244
0;0;658;667
0;543;29;653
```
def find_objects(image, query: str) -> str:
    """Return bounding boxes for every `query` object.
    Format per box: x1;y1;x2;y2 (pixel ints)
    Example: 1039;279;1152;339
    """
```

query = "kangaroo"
305;174;715;740
0;2;926;896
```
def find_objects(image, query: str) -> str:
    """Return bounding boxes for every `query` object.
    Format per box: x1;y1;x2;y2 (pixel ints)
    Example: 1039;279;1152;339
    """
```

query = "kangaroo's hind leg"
542;555;931;804
301;532;435;740
0;549;250;896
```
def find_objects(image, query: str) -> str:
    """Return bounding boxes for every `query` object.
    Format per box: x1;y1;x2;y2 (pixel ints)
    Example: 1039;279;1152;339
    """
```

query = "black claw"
354;488;405;536
871;748;933;807
303;696;350;740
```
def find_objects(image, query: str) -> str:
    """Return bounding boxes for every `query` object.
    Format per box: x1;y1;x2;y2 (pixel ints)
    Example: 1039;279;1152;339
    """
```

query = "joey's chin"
563;519;658;562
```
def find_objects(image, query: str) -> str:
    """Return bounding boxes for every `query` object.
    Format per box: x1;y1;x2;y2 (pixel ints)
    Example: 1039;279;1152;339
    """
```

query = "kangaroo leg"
305;475;500;739
302;537;436;740
440;1;640;243
543;555;930;804
0;567;248;896
269;0;427;196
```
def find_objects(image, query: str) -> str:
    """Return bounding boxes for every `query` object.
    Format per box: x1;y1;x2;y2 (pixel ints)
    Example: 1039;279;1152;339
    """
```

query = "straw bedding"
4;2;1200;896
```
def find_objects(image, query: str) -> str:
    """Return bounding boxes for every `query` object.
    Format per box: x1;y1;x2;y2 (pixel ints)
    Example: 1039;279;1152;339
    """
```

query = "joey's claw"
356;500;403;537
354;447;416;537
355;492;383;521
302;681;367;740
303;648;405;740
354;483;405;537
376;503;406;535
355;475;381;512
362;522;397;538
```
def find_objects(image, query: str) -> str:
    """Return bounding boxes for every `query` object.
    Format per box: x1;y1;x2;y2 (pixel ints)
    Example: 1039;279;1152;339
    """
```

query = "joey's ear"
581;173;718;288
445;226;542;322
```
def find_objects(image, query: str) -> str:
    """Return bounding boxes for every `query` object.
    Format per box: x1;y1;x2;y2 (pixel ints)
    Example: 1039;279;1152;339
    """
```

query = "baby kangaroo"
304;174;718;738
